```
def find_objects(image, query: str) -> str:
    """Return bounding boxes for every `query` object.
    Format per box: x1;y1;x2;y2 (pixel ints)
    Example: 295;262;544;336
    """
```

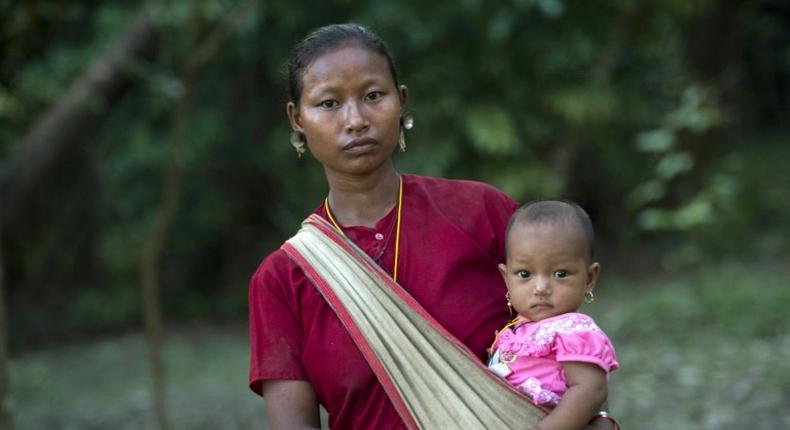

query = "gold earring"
398;112;414;152
290;131;306;158
506;291;514;318
584;290;595;304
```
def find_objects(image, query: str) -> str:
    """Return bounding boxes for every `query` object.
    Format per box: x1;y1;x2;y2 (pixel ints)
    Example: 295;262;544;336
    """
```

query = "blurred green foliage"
1;0;788;348
10;324;265;429
10;265;790;429
586;264;790;429
597;263;790;341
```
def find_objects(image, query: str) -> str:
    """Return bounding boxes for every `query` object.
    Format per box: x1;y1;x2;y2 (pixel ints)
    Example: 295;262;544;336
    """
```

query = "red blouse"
248;174;518;429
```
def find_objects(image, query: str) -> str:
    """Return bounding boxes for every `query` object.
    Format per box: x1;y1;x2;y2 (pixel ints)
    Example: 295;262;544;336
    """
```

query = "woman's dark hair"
287;23;399;105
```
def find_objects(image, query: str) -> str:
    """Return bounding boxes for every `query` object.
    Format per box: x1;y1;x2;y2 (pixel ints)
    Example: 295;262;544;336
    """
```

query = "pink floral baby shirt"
487;312;619;406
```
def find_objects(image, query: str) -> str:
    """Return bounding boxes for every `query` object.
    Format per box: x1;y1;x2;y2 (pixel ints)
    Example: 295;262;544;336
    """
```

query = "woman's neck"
325;166;400;228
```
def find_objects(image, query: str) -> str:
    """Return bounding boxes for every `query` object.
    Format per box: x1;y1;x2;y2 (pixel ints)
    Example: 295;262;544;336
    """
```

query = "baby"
488;200;619;430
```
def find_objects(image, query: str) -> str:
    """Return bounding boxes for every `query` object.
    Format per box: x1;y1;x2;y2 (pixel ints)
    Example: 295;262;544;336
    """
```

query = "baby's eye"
318;99;339;109
365;91;384;101
515;270;530;279
553;270;569;278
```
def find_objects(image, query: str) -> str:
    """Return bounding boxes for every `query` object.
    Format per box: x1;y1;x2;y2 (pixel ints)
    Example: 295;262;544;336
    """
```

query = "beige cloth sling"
282;215;545;430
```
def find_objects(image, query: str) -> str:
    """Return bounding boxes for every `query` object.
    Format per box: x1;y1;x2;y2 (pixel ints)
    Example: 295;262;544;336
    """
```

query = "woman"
248;23;615;430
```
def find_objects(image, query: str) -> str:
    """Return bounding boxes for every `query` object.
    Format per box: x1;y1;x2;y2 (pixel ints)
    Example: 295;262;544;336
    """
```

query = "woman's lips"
343;137;377;151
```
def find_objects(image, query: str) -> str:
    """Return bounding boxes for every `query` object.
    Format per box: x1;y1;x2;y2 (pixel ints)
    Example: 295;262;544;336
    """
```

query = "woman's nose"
344;101;369;133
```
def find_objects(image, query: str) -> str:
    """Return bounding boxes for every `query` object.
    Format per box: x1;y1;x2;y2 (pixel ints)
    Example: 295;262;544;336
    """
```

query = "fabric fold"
282;214;546;430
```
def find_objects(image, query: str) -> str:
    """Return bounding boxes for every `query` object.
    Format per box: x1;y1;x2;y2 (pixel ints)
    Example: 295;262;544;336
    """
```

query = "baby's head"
499;200;600;322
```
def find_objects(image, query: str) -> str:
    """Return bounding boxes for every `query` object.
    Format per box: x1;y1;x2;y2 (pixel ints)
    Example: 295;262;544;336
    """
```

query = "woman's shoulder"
251;204;326;283
403;174;517;211
249;244;312;296
258;247;293;269
251;248;292;284
402;174;517;253
404;173;511;198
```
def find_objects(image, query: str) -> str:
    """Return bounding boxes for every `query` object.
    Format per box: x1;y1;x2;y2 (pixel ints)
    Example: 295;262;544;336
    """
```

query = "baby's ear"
586;262;601;291
498;263;508;280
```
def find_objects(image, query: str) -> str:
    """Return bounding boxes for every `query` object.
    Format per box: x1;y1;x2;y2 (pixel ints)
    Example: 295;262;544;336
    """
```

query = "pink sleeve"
248;250;309;396
553;319;619;373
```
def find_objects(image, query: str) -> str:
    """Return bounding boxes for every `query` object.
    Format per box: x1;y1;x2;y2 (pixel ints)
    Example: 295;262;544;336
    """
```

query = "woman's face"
288;44;407;178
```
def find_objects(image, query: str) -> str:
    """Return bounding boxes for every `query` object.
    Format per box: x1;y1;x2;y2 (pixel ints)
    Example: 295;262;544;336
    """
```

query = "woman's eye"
365;91;384;101
319;100;338;109
515;270;530;279
554;270;568;278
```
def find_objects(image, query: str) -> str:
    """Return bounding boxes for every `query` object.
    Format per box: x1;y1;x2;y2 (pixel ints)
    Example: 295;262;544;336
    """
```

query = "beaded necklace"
324;175;403;282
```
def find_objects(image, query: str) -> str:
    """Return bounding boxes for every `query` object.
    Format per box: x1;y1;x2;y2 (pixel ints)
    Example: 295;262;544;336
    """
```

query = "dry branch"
0;8;157;228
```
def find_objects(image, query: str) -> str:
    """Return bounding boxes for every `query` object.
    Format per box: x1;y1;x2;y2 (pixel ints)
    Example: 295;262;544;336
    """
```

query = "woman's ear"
398;84;408;107
286;101;304;133
586;262;601;292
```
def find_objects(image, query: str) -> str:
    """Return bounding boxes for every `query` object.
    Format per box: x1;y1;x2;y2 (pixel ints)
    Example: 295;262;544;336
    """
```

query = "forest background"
1;0;788;429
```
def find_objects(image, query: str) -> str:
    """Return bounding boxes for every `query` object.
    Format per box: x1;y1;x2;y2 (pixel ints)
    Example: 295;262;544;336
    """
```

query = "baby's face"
499;221;599;321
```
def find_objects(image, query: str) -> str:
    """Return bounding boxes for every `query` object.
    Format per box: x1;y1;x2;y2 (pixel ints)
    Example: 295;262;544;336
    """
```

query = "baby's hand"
584;418;616;430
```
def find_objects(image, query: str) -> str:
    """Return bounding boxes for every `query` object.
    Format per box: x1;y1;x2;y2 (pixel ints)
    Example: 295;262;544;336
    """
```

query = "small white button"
375;233;384;240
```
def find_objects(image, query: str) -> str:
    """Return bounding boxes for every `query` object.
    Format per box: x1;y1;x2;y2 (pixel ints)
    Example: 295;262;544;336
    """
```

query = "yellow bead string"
325;175;403;282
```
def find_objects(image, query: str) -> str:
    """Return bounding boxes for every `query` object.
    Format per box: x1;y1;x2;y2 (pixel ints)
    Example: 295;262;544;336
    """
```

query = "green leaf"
627;179;667;208
547;85;616;124
464;107;519;155
636;129;675;153
656;151;694;179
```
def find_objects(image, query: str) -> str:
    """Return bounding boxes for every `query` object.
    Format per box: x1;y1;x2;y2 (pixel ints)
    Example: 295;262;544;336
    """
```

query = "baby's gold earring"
584;290;595;304
506;291;514;318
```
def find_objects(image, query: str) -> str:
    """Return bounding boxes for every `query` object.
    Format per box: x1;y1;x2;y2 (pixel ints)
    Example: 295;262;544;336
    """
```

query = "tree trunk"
0;242;12;430
0;8;157;228
0;8;157;430
137;2;255;428
549;3;649;196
